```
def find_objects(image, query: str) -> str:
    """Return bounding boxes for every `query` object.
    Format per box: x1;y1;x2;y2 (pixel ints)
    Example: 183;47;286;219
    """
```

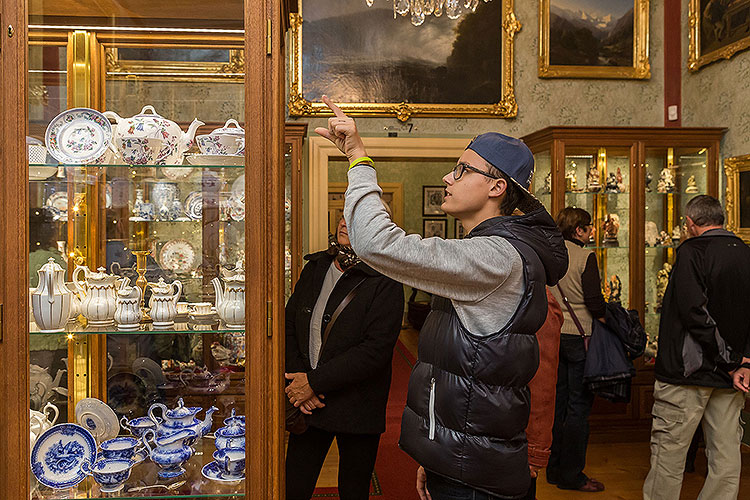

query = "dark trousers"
285;425;380;500
547;335;595;489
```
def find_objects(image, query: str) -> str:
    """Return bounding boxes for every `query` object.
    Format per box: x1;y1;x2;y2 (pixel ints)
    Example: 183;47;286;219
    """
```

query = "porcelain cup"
120;415;158;438
196;134;243;156
118;136;163;165
192;302;212;315
99;436;144;461
81;458;135;493
176;302;189;315
213;448;245;478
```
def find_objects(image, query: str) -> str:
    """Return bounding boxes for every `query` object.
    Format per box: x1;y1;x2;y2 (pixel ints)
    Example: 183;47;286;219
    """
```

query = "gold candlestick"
133;250;152;322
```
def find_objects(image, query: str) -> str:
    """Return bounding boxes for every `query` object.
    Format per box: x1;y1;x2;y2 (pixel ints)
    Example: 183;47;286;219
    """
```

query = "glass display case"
0;1;292;499
522;126;725;427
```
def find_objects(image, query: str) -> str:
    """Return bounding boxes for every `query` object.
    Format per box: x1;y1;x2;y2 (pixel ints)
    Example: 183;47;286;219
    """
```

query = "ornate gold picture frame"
105;47;244;82
288;0;521;122
724;154;750;242
538;0;650;79
688;0;750;72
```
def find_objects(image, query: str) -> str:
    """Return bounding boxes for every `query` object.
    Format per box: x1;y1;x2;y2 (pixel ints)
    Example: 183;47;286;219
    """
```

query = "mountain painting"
549;0;634;66
301;0;502;104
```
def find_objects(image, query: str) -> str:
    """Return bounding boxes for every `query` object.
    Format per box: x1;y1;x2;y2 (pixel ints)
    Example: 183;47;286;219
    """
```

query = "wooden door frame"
0;0;30;498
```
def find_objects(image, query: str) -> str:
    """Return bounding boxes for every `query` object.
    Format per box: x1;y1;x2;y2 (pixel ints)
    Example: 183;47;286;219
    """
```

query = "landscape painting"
539;0;650;78
289;0;519;120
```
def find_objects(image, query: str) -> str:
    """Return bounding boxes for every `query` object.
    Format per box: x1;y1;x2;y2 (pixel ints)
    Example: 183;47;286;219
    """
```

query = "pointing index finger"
322;95;346;118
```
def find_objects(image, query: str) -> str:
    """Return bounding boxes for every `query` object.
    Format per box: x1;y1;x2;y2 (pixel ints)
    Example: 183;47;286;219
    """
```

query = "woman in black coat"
284;216;404;500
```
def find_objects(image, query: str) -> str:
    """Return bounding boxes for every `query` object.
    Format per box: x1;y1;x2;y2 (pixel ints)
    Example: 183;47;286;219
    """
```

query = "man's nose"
442;172;453;185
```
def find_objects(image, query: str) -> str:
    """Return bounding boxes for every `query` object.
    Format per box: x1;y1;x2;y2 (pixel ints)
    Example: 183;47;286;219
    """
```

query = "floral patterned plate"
45;108;113;164
31;423;97;489
44;192;69;222
159;239;197;273
184;191;203;220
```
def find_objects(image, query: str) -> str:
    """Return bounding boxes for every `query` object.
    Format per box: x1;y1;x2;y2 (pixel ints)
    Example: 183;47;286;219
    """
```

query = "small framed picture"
423;186;446;216
454;220;465;239
423;219;447;239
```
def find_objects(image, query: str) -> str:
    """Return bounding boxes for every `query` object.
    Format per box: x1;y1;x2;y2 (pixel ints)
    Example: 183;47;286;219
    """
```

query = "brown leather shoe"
558;478;605;492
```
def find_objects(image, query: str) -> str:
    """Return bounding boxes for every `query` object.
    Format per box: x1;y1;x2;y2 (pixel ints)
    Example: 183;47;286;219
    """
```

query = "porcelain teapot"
103;105;204;165
73;265;119;326
214;409;245;451
141;428;196;479
212;259;245;329
147;278;182;328
147;397;218;440
29;402;60;449
29;364;66;410
114;281;142;330
31;258;72;333
195;119;245;156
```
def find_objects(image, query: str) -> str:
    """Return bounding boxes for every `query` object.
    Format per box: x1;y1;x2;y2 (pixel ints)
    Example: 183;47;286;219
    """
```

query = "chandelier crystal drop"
370;0;490;26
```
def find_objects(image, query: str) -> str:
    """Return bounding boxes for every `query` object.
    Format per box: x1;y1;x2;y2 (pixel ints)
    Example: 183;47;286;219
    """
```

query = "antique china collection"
31;423;98;489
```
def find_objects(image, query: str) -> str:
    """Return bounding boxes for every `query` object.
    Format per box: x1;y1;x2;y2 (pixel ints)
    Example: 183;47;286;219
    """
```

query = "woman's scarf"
327;233;360;271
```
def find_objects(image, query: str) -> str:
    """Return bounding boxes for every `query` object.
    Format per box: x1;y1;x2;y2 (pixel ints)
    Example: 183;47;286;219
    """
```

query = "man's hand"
284;372;315;406
299;394;326;415
416;466;432;500
733;357;750;393
529;465;541;479
314;95;368;163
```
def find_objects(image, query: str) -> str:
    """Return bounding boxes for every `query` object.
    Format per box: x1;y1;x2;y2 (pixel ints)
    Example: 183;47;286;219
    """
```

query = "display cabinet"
522;127;726;428
0;0;292;499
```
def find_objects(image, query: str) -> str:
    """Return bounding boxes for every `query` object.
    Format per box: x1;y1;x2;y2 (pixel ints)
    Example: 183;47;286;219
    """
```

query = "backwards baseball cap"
466;132;539;211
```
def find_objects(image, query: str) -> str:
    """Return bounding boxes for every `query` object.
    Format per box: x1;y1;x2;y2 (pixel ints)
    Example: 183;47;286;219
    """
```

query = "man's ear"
488;178;508;199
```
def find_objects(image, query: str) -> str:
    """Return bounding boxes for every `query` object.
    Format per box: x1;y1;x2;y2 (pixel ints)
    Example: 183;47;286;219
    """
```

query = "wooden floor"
313;328;750;498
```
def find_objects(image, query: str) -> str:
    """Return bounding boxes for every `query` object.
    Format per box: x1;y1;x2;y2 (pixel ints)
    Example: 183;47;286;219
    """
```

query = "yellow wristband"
349;156;374;169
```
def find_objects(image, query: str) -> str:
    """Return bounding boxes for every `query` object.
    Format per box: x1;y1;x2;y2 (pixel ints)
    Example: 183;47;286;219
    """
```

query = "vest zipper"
428;377;436;440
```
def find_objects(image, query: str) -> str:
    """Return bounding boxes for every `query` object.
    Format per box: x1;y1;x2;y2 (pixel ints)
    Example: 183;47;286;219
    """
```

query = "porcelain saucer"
76;397;119;442
185;154;243;166
201;461;244;484
31;423;97;489
45;108;112;164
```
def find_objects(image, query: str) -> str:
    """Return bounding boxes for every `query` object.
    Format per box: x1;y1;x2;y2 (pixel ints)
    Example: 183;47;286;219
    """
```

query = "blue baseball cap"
466;132;535;190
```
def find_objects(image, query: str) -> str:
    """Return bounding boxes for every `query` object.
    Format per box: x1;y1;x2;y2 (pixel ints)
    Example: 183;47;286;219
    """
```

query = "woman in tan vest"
547;207;606;493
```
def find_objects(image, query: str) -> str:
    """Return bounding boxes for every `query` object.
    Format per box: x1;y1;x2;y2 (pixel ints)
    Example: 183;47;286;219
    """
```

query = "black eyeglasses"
452;162;499;181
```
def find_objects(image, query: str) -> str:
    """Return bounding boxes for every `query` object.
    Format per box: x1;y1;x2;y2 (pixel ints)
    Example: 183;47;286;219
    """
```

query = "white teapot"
212;258;245;329
148;278;182;328
30;402;60;449
73;266;120;327
31;258;72;333
104;106;204;165
114;281;142;330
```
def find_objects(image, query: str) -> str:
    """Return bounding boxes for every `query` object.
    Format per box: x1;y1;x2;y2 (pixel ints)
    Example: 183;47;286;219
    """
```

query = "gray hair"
685;195;724;227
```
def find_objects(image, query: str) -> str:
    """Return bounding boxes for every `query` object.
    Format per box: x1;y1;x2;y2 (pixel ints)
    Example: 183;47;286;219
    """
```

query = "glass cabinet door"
563;147;632;309
642;147;710;358
27;5;250;499
531;148;552;213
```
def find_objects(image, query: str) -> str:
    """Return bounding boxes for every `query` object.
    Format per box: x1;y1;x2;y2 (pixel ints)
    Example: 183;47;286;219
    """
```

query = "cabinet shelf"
30;163;245;170
30;323;244;336
31;439;243;500
565;191;630;195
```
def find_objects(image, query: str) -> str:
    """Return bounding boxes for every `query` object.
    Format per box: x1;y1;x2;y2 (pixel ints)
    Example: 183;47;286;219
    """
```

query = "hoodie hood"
468;206;568;286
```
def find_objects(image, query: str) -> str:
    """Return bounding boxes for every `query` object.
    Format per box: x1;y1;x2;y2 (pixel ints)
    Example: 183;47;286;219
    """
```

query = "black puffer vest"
399;208;568;499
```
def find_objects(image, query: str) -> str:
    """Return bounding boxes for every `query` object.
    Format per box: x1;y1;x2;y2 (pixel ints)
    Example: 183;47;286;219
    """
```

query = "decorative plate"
231;174;245;198
184;191;203;220
107;372;148;419
185;154;244;166
159;239;197;273
45;108;112;164
132;357;167;386
76;398;119;442
201;461;244;483
229;197;245;222
44;192;69;222
31;423;97;489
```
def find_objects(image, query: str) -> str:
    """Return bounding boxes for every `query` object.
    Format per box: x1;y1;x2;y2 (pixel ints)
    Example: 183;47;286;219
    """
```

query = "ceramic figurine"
616;167;626;192
104;105;204;165
645;221;659;246
685;175;699;193
672;225;683;244
565;169;579;192
542;172;552;194
657;167;675;193
586;164;601;193
31;258;72;333
213;258;246;329
73;266;119;327
658;231;672;246
608;275;622;304
656;262;672;312
602;214;620;247
645;171;653;192
147;278;182;328
605;172;620;193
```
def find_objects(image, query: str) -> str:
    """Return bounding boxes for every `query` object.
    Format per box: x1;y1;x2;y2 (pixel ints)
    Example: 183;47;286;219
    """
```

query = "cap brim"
509;176;544;215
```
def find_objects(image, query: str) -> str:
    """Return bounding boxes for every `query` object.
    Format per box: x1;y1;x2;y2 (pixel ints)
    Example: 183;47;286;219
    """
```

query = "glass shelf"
585;245;630;250
565;191;630;195
31;439;243;500
29;163;246;169
30;322;245;336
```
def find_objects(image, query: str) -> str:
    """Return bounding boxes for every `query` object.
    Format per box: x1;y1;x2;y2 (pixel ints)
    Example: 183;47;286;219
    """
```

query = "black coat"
285;251;404;434
655;229;750;387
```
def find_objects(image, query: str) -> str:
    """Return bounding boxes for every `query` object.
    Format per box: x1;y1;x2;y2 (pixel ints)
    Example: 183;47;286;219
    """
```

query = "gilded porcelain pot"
73;266;119;327
31;258;72;333
147;278;182;328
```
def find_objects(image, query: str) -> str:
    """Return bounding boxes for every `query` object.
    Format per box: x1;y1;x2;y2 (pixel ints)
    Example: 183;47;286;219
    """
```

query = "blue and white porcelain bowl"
81;458;135;493
99;436;144;462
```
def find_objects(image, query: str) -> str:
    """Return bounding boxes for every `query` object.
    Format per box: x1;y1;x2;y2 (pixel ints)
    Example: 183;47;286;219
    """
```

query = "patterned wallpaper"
681;0;750;160
288;0;664;140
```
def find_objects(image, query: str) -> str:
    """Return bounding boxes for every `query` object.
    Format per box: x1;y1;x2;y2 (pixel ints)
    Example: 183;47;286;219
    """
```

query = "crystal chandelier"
365;0;493;27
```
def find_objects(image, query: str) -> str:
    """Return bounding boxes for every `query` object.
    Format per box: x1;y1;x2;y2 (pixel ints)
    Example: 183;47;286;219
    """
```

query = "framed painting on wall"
688;0;750;71
725;154;750;242
538;0;650;79
454;220;465;239
423;186;446;216
423;219;447;239
288;0;521;122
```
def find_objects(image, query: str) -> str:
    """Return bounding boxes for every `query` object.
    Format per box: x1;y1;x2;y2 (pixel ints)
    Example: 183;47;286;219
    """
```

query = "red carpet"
313;340;419;499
